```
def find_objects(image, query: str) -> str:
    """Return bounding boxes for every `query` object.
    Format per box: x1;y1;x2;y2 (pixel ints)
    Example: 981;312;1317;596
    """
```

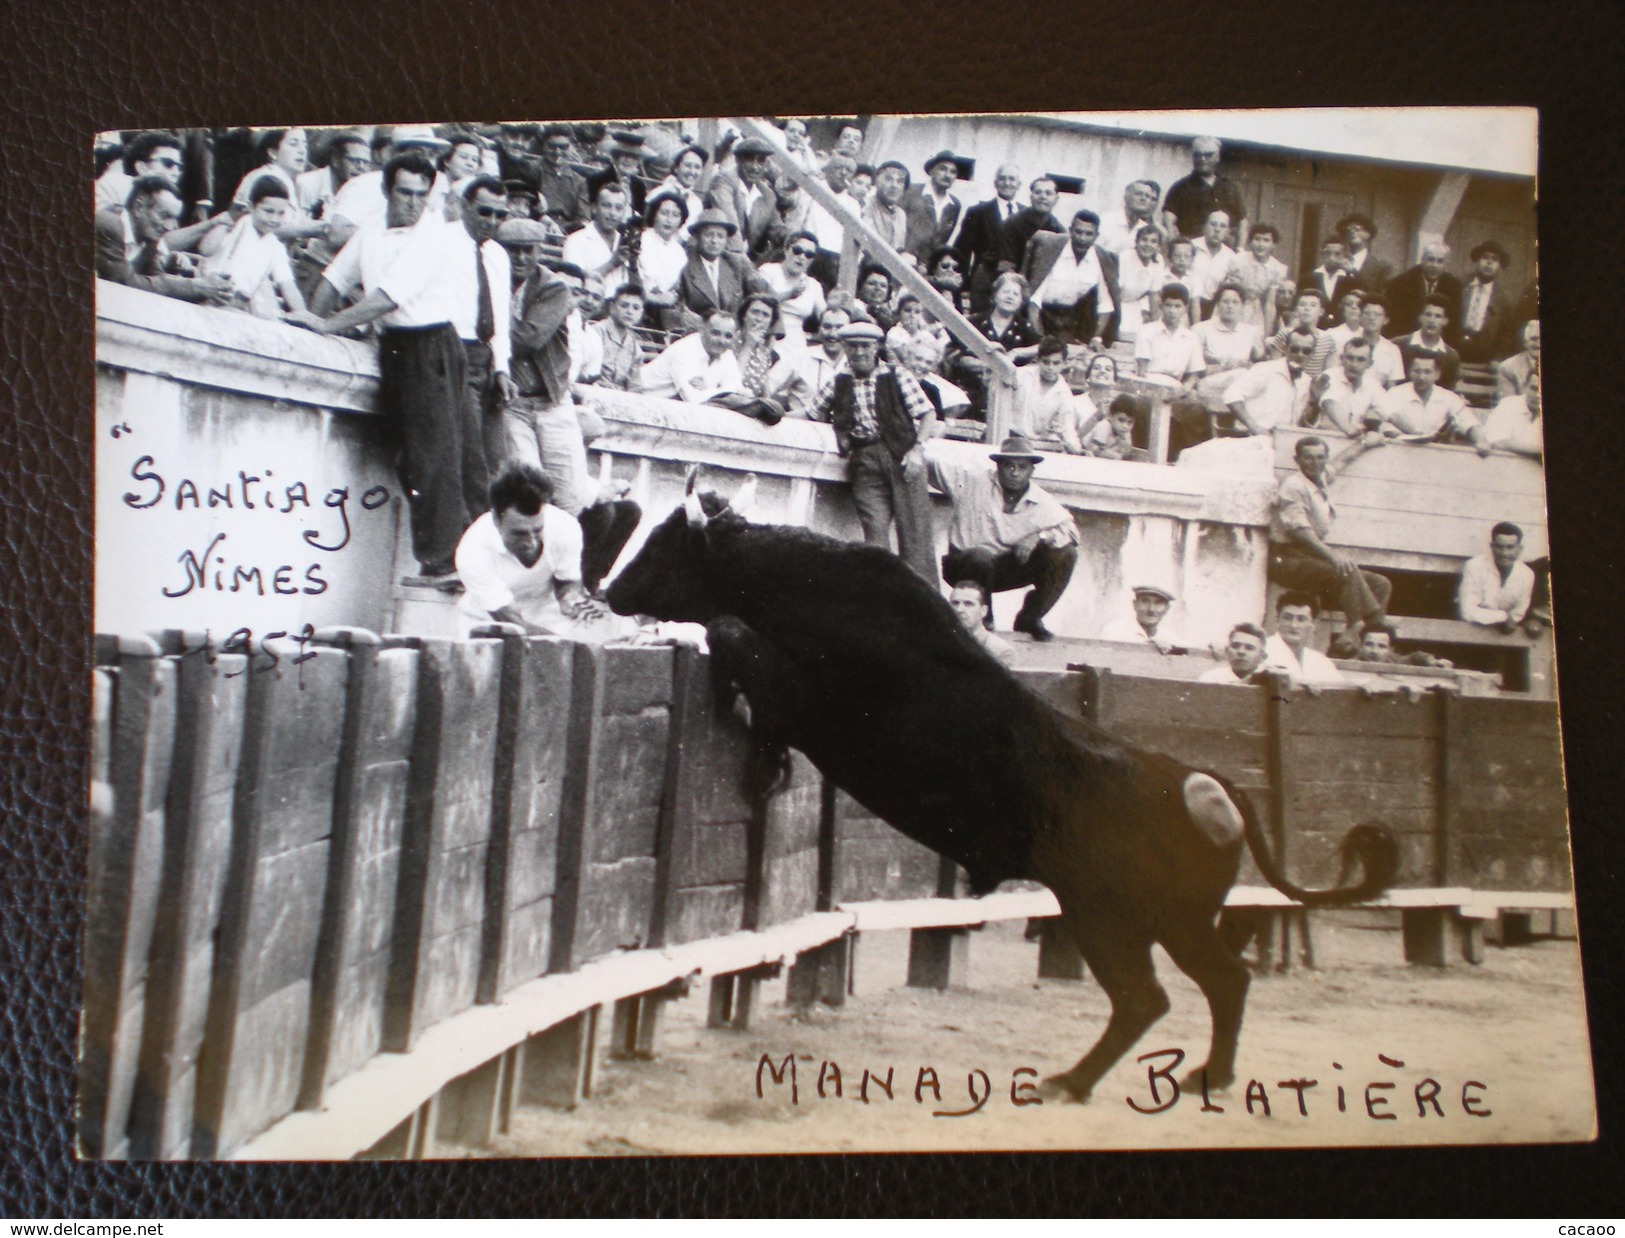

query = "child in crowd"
1083;394;1152;462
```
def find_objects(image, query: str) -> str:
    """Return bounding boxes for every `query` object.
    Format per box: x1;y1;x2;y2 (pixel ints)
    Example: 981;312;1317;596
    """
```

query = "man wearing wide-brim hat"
924;433;1080;641
675;208;769;331
807;320;942;584
706;133;779;261
901;148;966;266
1457;238;1517;364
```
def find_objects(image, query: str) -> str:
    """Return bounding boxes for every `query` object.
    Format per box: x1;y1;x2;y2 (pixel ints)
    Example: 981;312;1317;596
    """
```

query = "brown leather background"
4;0;1621;1216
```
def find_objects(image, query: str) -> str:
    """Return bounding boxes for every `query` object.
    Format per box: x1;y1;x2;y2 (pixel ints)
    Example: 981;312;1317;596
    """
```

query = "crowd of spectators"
93;121;1545;661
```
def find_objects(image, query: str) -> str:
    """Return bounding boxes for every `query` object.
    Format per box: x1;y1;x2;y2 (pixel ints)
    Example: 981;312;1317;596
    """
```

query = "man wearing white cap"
1102;583;1182;651
811;320;940;584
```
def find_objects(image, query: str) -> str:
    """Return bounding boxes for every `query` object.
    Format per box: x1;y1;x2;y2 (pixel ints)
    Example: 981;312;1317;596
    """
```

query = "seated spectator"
927;434;1081;642
1187;209;1238;318
1116;226;1169;345
764;174;815;265
676;209;770;331
1266;288;1337;377
1457;240;1516;363
1136;284;1208;454
1224;326;1319;437
1302;236;1356;328
566;273;606;386
636;191;691;329
1354;296;1407;387
1198;622;1269;684
230;128;327;243
197;176;307;317
641;310;784;424
1482;375;1543;458
1357;621;1453;669
1385;241;1463;343
586;132;650;219
807;155;857;286
1165;238;1201;313
1102;583;1181;649
1231;223;1289;333
1311;337;1390;436
95;130;184;211
1081;394;1152;463
707;135;777;261
949;272;1042;414
1023;209;1119;347
297;132;371;221
1338;213;1390;294
948;580;1016;666
1262;591;1345;687
1496;319;1540;398
455;462;616;638
503;179;540;221
1395;294;1462;388
592;284;647;392
772;306;850;418
757;232;827;352
1194;282;1265;410
535;125;590;229
95;176;232;304
1268;435;1390;657
848;163;876;206
1381;354;1490;453
902;339;972;418
1098;179;1165;260
1458;521;1543;637
735;293;790;398
856;264;899;330
561;182;633;296
861;160;914;261
1325;288;1365;354
780;118;817;171
1015;336;1090;452
886;294;948;368
440;134;487;200
651;143;708;241
926;247;974;319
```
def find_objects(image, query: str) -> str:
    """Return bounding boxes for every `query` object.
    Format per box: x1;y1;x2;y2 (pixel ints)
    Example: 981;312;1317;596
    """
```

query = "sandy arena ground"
489;914;1596;1157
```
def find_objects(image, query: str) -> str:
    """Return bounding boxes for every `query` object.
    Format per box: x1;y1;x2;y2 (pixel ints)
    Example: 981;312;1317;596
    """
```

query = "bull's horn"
730;474;759;520
684;464;705;496
683;487;708;528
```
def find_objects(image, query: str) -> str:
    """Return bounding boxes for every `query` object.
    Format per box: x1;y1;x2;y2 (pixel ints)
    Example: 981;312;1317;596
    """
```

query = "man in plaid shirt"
811;320;940;584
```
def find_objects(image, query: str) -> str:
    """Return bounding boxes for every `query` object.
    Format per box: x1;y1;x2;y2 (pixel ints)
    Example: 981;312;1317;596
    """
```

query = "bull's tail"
1229;777;1399;906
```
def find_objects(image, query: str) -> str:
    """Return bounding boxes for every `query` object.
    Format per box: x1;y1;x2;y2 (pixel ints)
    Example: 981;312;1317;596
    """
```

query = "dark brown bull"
605;475;1397;1100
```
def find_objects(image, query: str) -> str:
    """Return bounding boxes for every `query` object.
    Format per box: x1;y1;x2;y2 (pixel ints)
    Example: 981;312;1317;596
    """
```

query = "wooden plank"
757;750;823;928
81;639;175;1160
193;643;348;1157
1285;690;1442;739
549;643;604;974
128;637;249;1159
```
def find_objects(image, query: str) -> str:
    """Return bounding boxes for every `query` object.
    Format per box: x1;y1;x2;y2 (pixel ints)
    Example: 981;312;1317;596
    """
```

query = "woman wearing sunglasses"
757;230;827;352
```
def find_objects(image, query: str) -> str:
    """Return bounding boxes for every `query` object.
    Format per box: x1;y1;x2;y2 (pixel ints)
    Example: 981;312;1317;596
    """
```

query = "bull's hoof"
1181;1065;1234;1094
1037;1073;1093;1104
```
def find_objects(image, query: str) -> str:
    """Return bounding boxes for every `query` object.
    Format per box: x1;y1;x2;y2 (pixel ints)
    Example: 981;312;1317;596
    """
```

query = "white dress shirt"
772;349;847;417
455;506;583;637
1188;242;1238;303
1223;359;1312;432
561;225;626;294
1383;382;1477;439
1033;243;1114;313
637;230;688;301
640;333;746;403
1263;633;1344;685
323;218;458;329
437;226;513;372
1457;554;1535;625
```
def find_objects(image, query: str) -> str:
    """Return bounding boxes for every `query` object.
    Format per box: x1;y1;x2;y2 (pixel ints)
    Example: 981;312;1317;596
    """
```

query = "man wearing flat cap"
901;150;965;267
535;125;590;230
586;131;649;218
503;178;541;222
706;135;779;261
1337;213;1391;297
676;208;769;331
925;434;1080;641
1457;239;1516;364
1102;583;1183;651
810;320;941;584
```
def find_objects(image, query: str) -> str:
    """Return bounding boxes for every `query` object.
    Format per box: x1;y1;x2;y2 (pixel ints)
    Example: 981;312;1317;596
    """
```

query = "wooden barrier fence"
82;630;1571;1160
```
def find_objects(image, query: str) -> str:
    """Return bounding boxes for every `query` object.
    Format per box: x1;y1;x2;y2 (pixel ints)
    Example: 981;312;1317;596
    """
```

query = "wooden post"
1434;688;1458;887
476;623;527;1003
1402;908;1452;967
518;1008;600;1109
549;643;604;975
81;635;175;1160
434;1054;510;1150
1146;395;1173;465
649;643;700;950
129;631;250;1159
908;854;971;989
1035;919;1086;980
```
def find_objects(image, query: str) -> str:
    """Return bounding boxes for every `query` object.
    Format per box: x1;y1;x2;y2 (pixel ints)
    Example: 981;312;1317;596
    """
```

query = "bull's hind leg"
1040;915;1168;1103
1159;915;1250;1093
706;616;805;798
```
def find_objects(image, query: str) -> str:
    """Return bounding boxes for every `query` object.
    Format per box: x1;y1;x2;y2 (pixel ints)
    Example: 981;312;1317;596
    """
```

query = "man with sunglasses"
95;130;183;211
1221;326;1318;437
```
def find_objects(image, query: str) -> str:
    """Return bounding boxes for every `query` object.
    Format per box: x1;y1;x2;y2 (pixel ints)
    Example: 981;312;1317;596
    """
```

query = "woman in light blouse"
652;144;708;241
638;191;691;330
1195;281;1265;410
757;230;827;352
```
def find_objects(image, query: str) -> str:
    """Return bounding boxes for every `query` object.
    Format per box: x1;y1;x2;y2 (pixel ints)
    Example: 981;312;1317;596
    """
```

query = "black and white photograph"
83;106;1592;1162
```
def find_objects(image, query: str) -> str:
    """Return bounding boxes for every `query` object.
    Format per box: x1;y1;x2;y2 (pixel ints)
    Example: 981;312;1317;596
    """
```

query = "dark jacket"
95;206;210;301
509;268;574;403
828;370;920;461
676;250;768;328
1384;266;1464;339
1020;233;1122;345
901;185;963;265
996;207;1061;271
